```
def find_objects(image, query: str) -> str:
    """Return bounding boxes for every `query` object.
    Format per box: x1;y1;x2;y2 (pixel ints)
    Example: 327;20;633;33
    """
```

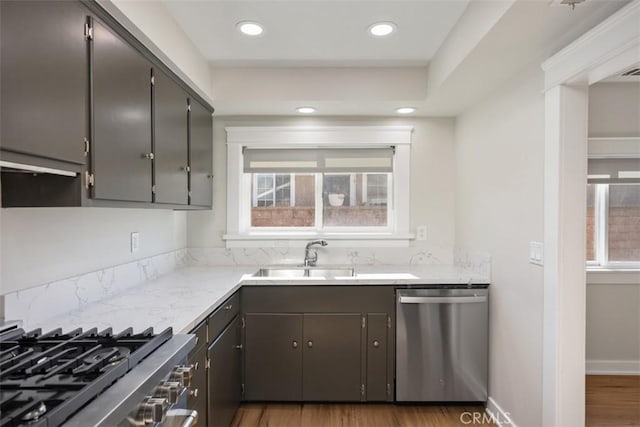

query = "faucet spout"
303;240;328;267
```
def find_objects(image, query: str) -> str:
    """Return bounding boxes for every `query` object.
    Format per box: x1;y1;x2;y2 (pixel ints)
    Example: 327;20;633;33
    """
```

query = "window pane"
251;173;315;227
608;184;640;262
586;184;596;262
323;173;390;227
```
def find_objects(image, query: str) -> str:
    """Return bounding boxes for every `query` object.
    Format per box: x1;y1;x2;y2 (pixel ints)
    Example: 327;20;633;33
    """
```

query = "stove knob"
170;365;194;388
154;381;184;404
137;397;169;425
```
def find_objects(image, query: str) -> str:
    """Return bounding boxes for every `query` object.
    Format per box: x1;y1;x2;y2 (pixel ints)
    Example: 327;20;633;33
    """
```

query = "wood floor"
586;375;640;426
231;403;494;427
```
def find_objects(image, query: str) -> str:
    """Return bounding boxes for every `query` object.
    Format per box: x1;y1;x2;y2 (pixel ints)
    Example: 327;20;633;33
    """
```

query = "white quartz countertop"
29;265;489;335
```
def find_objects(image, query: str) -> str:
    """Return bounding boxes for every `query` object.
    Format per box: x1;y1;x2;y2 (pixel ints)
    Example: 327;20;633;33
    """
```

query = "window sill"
223;233;415;248
586;268;640;285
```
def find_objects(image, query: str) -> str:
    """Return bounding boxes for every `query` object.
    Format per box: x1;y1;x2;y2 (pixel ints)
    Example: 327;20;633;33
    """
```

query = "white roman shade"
243;147;394;173
588;158;640;183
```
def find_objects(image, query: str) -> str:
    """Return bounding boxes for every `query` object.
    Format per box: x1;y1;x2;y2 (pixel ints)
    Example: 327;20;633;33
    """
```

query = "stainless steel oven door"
162;409;199;427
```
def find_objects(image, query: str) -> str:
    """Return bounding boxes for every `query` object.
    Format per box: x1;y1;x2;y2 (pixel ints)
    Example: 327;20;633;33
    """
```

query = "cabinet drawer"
208;292;240;343
187;345;207;426
190;320;207;351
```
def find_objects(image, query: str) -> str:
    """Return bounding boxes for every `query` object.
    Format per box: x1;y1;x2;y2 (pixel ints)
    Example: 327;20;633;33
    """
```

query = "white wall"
106;0;212;99
0;208;187;294
585;81;640;373
455;71;545;427
187;116;456;250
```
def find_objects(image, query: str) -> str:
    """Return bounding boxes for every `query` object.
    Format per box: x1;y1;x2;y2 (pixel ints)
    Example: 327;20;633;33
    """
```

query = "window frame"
225;126;413;247
587;182;640;270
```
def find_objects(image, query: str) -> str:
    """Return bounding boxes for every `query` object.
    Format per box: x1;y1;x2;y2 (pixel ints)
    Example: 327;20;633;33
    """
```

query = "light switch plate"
131;232;140;253
529;241;543;266
416;226;427;241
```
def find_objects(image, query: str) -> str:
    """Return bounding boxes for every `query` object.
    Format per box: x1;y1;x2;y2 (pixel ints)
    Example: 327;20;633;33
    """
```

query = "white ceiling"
159;0;631;116
163;0;469;67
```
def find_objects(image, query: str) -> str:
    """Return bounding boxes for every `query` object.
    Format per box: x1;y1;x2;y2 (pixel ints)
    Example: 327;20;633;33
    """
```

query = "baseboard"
485;397;517;427
586;359;640;375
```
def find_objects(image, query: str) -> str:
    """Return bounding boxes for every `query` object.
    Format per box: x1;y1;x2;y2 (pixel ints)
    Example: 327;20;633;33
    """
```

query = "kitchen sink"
252;266;355;278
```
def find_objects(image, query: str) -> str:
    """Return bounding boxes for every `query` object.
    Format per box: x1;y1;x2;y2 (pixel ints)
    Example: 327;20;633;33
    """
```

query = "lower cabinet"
188;344;207;426
242;286;395;403
208;315;242;427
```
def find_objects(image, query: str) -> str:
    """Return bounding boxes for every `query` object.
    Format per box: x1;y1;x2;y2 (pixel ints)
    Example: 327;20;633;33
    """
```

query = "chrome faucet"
303;240;328;267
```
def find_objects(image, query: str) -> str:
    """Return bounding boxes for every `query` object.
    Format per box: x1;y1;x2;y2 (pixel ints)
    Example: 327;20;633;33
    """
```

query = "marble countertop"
29;264;489;335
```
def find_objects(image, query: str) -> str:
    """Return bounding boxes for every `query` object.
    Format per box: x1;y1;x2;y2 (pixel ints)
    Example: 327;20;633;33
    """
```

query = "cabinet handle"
292;341;298;349
225;304;232;310
189;388;198;398
307;340;313;348
234;344;243;350
207;174;214;179
194;336;199;345
193;362;199;371
181;166;191;172
142;152;154;160
373;340;380;348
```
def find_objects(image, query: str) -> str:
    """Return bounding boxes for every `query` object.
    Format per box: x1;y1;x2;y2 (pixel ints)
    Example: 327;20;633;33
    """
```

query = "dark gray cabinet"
0;0;87;168
188;343;207;426
302;314;362;401
242;286;395;403
208;315;242;427
188;99;213;207
153;70;189;205
244;314;303;401
91;18;152;202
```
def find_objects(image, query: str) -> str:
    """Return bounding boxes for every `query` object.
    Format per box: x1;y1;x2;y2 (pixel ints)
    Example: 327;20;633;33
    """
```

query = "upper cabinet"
0;0;87;169
0;1;214;209
189;99;214;207
153;70;189;205
91;18;153;203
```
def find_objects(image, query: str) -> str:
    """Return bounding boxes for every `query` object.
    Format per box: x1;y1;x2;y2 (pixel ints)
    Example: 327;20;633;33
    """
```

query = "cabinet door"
303;313;362;401
366;313;389;401
153;70;188;205
187;344;207;426
188;99;213;207
92;18;152;202
208;315;242;427
0;1;87;165
244;314;302;401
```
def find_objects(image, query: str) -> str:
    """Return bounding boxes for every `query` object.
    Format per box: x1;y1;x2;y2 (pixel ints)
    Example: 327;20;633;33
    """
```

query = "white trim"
588;137;640;159
586;360;640;375
543;84;589;427
541;0;640;90
586;269;640;284
225;126;413;247
485;397;517;427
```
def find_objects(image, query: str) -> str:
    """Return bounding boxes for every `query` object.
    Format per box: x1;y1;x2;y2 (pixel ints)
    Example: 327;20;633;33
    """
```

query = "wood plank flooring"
231;403;494;427
586;375;640;426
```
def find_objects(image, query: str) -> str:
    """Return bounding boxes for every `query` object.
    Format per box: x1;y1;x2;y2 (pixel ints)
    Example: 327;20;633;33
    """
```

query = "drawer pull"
189;388;198;398
194;336;199;345
292;341;298;349
373;340;380;348
307;340;313;348
193;362;199;371
225;304;233;310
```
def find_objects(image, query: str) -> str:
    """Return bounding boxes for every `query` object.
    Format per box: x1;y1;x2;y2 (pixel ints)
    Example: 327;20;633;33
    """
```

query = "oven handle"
398;295;487;304
165;409;199;427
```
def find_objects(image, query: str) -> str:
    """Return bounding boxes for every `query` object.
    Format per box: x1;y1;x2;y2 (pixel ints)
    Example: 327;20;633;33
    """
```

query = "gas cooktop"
0;326;172;427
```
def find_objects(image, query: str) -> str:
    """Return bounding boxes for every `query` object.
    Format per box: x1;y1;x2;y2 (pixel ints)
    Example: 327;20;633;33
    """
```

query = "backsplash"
4;249;188;326
186;246;455;267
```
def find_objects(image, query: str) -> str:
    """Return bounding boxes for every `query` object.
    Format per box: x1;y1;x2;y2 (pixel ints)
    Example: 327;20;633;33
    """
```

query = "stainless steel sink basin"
252;266;355;279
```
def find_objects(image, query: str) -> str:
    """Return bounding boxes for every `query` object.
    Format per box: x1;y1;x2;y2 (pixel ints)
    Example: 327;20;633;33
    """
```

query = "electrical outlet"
529;241;543;266
131;232;140;253
416;226;427;241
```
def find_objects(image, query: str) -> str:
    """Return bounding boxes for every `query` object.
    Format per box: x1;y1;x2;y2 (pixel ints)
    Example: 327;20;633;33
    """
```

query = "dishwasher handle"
398;295;487;304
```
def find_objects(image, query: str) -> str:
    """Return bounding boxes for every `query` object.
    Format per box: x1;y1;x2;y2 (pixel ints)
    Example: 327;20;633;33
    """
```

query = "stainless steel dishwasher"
395;287;488;402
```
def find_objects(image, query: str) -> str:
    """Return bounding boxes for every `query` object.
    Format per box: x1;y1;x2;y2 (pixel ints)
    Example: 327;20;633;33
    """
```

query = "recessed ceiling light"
237;21;263;36
296;106;316;114
368;22;397;37
396;107;416;114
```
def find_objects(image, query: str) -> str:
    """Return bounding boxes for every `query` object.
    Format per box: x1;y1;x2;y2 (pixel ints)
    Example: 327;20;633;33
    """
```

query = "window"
587;157;640;268
225;126;413;246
